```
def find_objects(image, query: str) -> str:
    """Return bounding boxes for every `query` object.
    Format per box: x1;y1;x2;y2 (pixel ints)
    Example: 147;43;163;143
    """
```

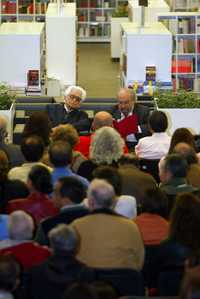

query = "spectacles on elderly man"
68;94;82;102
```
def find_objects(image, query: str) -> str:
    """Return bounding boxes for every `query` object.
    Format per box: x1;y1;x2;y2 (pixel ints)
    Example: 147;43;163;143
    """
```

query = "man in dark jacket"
47;85;91;132
28;224;94;299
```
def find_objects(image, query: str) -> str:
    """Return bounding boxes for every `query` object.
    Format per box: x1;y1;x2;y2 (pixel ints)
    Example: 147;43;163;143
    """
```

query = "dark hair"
93;166;122;196
49;141;72;167
164;154;188;178
21;135;45;162
57;176;86;204
0;255;21;291
118;153;140;168
168;128;197;154
5;180;29;201
92;281;118;299
142;187;168;217
28;165;53;194
170;193;200;251
148;111;168;133
64;283;99;299
23;112;52;146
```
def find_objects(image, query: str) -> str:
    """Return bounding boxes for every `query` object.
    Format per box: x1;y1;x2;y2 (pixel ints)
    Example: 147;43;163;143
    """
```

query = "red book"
113;114;138;138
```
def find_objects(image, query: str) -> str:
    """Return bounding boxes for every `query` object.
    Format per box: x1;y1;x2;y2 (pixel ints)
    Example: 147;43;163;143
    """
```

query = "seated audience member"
153;193;200;287
111;88;150;149
0;211;50;271
118;156;157;210
173;142;200;188
49;140;89;187
50;124;86;172
0;255;21;299
6;165;58;225
35;176;88;246
74;111;114;159
47;85;91;132
78;127;124;181
22;111;52;147
134;188;169;245
168;127;198;155
63;283;99;299
159;154;199;212
71;179;144;270
0;116;25;168
92;165;137;218
28;224;94;299
8;135;52;183
135;110;171;159
0;150;29;212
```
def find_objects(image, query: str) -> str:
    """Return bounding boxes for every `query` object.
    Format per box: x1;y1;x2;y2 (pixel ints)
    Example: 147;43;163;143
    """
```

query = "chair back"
139;159;160;183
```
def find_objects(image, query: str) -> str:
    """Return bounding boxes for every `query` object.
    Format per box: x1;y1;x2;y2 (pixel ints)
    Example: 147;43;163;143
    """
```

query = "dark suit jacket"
111;103;150;140
0;142;25;168
46;103;91;132
27;254;95;299
35;205;89;246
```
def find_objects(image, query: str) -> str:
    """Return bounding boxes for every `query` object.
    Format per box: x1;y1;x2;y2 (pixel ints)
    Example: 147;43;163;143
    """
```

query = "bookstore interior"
0;0;199;97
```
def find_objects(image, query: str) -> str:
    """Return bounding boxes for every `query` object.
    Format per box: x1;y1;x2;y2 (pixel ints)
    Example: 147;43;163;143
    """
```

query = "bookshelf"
120;22;172;90
167;0;200;12
0;0;49;22
77;0;128;42
158;12;200;92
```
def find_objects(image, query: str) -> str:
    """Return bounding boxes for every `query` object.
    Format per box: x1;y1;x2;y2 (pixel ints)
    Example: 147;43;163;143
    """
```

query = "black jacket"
46;103;91;132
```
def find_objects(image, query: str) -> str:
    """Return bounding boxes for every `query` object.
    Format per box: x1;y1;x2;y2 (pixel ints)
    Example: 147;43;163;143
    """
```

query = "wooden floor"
77;43;120;98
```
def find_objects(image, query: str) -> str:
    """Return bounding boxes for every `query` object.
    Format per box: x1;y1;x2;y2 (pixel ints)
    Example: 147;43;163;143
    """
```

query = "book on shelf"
171;59;194;73
178;38;195;53
27;70;40;91
178;17;195;34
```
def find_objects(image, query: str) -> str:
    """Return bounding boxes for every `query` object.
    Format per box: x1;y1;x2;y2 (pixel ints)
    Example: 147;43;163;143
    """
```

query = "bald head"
117;88;136;116
92;111;113;131
174;142;198;164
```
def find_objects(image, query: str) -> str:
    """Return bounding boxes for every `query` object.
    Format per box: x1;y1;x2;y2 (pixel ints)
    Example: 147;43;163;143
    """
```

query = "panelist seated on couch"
47;85;91;133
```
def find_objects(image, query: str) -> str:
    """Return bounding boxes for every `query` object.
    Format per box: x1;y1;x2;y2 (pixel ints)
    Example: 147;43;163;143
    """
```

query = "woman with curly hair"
50;124;86;172
78;127;124;181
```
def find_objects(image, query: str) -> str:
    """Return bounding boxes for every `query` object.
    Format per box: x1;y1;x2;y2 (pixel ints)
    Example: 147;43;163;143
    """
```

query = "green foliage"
0;83;15;110
155;89;200;109
112;4;128;17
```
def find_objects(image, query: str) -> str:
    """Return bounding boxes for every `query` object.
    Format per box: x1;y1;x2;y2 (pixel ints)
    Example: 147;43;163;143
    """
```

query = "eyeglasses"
69;94;82;102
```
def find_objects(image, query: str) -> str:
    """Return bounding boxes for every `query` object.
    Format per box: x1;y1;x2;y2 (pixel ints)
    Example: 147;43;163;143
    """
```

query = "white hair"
87;179;116;210
90;126;124;165
64;86;87;101
8;211;34;241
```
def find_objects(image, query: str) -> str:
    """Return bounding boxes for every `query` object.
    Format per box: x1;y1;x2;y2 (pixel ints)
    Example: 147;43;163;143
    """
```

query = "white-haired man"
47;85;90;132
0;211;50;271
71;179;144;270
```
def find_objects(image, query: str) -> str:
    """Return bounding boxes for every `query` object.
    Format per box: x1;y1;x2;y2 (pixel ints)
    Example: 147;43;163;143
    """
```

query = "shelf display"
167;0;200;12
77;0;128;42
158;12;200;92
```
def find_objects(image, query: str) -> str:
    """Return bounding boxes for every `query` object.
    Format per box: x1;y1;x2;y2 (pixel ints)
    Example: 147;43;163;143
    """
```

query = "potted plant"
155;89;200;135
0;83;16;142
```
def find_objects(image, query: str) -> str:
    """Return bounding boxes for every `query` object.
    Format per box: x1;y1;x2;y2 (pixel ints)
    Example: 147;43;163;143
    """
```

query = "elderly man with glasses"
48;85;91;133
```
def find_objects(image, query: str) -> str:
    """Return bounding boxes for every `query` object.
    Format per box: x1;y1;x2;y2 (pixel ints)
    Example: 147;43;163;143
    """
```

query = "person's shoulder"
135;103;149;112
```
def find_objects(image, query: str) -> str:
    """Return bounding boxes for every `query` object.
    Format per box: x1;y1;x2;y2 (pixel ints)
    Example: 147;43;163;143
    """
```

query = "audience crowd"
0;85;200;299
